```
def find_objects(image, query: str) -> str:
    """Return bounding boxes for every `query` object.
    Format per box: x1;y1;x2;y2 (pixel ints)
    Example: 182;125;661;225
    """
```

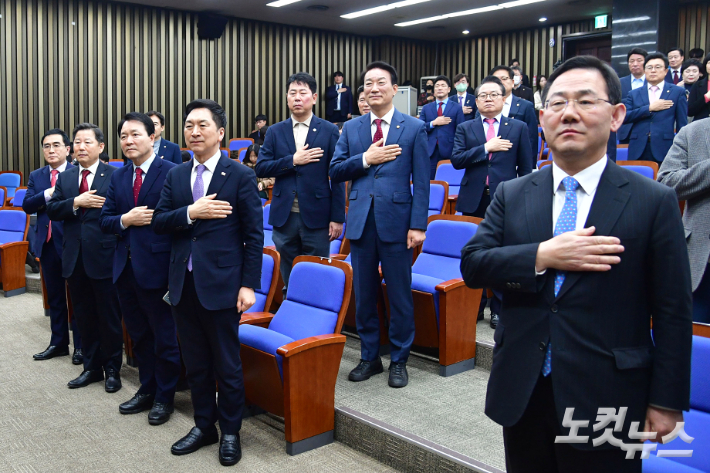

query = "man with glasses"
618;48;647;144
624;52;687;163
461;55;692;472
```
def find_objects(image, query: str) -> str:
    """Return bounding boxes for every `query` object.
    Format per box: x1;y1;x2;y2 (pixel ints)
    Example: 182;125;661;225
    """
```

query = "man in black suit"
256;72;345;296
460;56;692;472
511;66;534;103
153;99;263;466
146;111;182;165
510;59;530;87
617;48;647;144
99;112;180;425
248;114;268;144
325;71;353;123
665;47;684;85
450;73;477;121
47;123;123;393
24;128;82;364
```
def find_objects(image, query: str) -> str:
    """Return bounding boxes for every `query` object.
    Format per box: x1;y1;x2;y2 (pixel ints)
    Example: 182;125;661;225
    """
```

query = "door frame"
561;30;612;62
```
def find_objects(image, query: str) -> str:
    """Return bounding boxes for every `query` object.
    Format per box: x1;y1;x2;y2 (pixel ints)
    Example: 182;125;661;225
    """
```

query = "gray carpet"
0;292;396;473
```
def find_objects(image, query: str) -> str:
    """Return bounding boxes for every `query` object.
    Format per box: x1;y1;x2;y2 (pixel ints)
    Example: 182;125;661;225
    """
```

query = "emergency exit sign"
595;15;608;29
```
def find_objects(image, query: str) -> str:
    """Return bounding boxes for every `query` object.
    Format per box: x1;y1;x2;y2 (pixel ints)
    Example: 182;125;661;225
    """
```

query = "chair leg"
286;430;334;456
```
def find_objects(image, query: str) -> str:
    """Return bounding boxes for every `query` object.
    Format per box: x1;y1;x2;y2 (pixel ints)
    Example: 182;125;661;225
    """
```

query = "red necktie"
79;169;90;194
46;169;59;242
673;70;679;85
437;102;443;117
485;118;497;185
133;168;143;206
373;119;383;145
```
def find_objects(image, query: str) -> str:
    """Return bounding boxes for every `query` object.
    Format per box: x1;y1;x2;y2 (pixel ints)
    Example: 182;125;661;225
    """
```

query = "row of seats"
0;171;23;206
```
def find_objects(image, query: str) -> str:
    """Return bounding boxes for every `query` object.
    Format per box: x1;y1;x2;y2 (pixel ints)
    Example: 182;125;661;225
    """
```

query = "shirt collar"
552;155;607;197
457;91;467;98
632;75;645;82
50;161;68;172
133;154;156;175
192;150;221;174
80;160;100;175
371;106;396;126
504;94;512;106
154;137;161;147
481;113;503;124
437;97;449;106
291;113;313;128
647;81;664;90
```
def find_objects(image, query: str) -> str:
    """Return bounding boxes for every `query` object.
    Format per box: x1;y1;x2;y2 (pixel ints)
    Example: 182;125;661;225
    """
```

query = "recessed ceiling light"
342;0;433;20
463;30;470;34
539;17;547;21
267;0;303;7
395;0;546;27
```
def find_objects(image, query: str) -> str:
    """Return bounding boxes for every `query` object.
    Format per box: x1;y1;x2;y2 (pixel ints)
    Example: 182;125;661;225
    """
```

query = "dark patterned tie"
372;119;383;145
133;168;143;206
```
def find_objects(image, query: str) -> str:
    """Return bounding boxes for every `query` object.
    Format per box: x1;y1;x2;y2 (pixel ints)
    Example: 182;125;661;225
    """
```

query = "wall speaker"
197;13;228;40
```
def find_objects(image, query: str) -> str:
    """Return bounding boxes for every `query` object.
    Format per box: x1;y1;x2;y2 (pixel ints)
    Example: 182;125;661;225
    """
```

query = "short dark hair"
73;123;105;143
117;112;156;137
41;128;70;146
626;48;648;62
702;54;710;77
286;72;318;94
181;150;192;162
99;152;110;163
360;61;398;86
254;114;267;123
453;73;470;84
357;85;365;97
475;76;506;97
433;75;451;88
689;48;705;59
510;65;522;75
683;58;702;73
667;47;684;57
489;65;514;80
645;52;669;69
245;143;260;164
184;99;227;129
333;71;344;78
510;58;520;65
542;55;622;105
145;110;165;126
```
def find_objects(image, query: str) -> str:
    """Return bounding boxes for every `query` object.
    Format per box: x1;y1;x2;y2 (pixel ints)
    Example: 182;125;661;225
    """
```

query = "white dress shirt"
187;149;221;224
456;92;467;106
120;154;156;229
290;113;313;212
647;81;664;103
335;84;342;110
481;113;503;154
44;161;68;201
631;75;645;90
502;94;513;117
72;159;101;213
363;105;396;169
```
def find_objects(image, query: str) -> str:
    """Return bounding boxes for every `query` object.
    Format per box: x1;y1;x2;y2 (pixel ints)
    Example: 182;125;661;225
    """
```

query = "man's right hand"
365;139;401;166
337;87;347;93
485;136;513;153
293;144;323;166
188;194;232;220
73;189;106;209
122;206;154;227
535;226;624;273
431;116;452;126
649;99;674;112
46;186;56;197
462;105;473;114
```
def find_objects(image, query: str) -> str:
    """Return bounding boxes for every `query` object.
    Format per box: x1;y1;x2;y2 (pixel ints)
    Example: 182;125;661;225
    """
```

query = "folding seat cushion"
0;210;27;265
434;164;464;196
411;182;446;216
0;173;20;199
263;204;274;247
229;139;253;151
246;252;275;313
330;222;346;254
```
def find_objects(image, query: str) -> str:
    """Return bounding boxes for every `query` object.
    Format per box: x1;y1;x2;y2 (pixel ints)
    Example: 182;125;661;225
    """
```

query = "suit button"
192;237;197;242
539;342;546;351
183;258;187;263
292;191;296;194
506;282;511;288
551;305;558;313
370;193;373;197
375;175;379;179
488;164;492;168
515;283;521;289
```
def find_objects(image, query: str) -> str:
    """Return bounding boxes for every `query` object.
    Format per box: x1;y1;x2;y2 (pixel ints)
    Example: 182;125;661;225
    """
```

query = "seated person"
242;143;273;199
249;114;268;144
181;150;192;163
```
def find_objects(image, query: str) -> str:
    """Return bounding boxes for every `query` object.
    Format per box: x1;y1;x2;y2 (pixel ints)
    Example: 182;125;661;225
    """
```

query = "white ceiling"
118;0;613;41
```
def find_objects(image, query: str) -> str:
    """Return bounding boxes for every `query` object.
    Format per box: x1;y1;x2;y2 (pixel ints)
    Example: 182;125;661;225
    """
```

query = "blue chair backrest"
410;183;446;215
229;139;252;151
412;219;478;281
0;187;5;204
239;149;248;162
263;204;274;247
537;159;550;169
0;210;26;245
538;135;543;155
434;164;464;196
691;335;710;412
330;222;346;254
11;188;26;208
246;252;275;313
616;148;629;161
0;173;21;198
221;150;229;159
623;165;654;179
108;161;124;168
269;261;346;341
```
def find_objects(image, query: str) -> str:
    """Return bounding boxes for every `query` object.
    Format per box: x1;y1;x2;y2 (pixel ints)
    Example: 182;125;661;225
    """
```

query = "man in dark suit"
24;128;82;364
146;111;182;165
461;56;692;472
325;71;353;123
489;66;539;164
618;48;647;144
153;99;262;466
99;112;180;425
511;66;535;104
330;61;429;388
665;47;684;85
419;75;465;179
623;52;687;164
256;72;345;295
248;114;268;144
450;73;477;121
510;59;530;87
47;123;123;393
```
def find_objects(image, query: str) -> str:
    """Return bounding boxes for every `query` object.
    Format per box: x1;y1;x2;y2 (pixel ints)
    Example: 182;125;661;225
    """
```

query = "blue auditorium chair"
246;247;281;314
616;147;629;161
329;222;347;256
9;187;26;208
538;159;552;169
618;160;658;179
0;209;30;296
0;171;22;204
239;256;353;455
434;160;464;214
263;203;274;247
643;333;710;473
108;160;125;168
412;180;449;217
228;138;253;152
0;187;5;208
382;214;483;376
238;148;248;162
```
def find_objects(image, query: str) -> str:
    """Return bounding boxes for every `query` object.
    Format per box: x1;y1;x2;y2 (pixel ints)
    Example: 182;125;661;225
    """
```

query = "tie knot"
484;118;497;125
196;164;206;176
51;169;58;176
562;176;579;192
135;168;143;176
82;169;90;178
374;119;382;127
650;85;659;92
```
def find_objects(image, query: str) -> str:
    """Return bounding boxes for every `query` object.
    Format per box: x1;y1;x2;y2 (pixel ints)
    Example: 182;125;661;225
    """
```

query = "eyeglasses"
476;92;502;100
544;97;613;112
645;65;666;71
42;143;67;150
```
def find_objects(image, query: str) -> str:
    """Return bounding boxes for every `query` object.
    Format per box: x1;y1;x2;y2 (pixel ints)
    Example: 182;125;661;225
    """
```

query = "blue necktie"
542;176;579;376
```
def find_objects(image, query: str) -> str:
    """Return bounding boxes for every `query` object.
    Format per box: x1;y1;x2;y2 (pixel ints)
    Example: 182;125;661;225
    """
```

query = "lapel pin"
396;125;400;129
313;128;317;132
505;123;508;125
100;173;104;177
221;172;226;176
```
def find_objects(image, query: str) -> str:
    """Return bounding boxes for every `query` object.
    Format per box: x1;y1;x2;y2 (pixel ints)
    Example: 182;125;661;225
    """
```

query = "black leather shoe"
348;358;384;382
68;370;104;388
33;345;69;360
490;313;499;329
477;311;485;321
148;402;174;426
219;433;242;466
388;362;409;388
72;348;83;365
105;370;122;393
171;427;219;456
119;393;154;415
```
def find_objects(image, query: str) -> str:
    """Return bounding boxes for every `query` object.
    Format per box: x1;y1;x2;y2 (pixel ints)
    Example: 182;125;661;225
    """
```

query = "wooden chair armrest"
240;312;275;326
435;278;467;293
330;254;348;261
277;334;346;358
447;195;458;201
0;241;30;252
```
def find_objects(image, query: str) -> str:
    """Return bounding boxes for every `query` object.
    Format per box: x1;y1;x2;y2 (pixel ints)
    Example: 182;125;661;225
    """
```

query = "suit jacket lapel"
122;164;135;207
304;116;323;148
91;162;110;193
64;166;80;198
659;82;672;101
137;158;163;206
385;109;405;146
205;157;231;196
283;118;297;154
358;115;373;153
508;96;520;119
639;85;650;107
526;167;555;304
472;117;487;146
491;117;513;162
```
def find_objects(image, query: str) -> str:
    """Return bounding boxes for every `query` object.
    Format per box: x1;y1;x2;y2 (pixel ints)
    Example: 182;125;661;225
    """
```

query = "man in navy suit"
256;72;345;294
153;99;262;466
617;48;647;144
47;123;123;393
146;111;182;165
461;56;692;473
665;47;684;85
99;112;181;425
24;128;82;364
325;71;353;123
623;52;687;164
330;61;429;388
419;75;465;179
451;73;477;121
490;66;539;168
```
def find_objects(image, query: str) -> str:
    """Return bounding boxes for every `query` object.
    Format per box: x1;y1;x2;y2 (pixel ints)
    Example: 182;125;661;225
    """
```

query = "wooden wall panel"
679;3;710;55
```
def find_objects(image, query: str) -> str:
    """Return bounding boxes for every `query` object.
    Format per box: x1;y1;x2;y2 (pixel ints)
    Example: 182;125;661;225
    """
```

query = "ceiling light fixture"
395;0;546;27
539;17;547;21
463;30;470;34
267;0;303;7
342;0;433;20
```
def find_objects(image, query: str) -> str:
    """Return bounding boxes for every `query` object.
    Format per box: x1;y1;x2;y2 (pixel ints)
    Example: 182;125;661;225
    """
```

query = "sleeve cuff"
44;189;52;202
120;215;127;230
187;207;195;224
362;154;370;169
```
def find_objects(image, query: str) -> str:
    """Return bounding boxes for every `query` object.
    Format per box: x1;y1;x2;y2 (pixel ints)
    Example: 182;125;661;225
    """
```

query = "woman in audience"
418;79;435;106
533;75;547;112
687;54;710;121
681;59;702;94
243;143;273;199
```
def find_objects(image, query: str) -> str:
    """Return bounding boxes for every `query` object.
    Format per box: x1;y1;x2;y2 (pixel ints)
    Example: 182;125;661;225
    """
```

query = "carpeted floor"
0;292;396;473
